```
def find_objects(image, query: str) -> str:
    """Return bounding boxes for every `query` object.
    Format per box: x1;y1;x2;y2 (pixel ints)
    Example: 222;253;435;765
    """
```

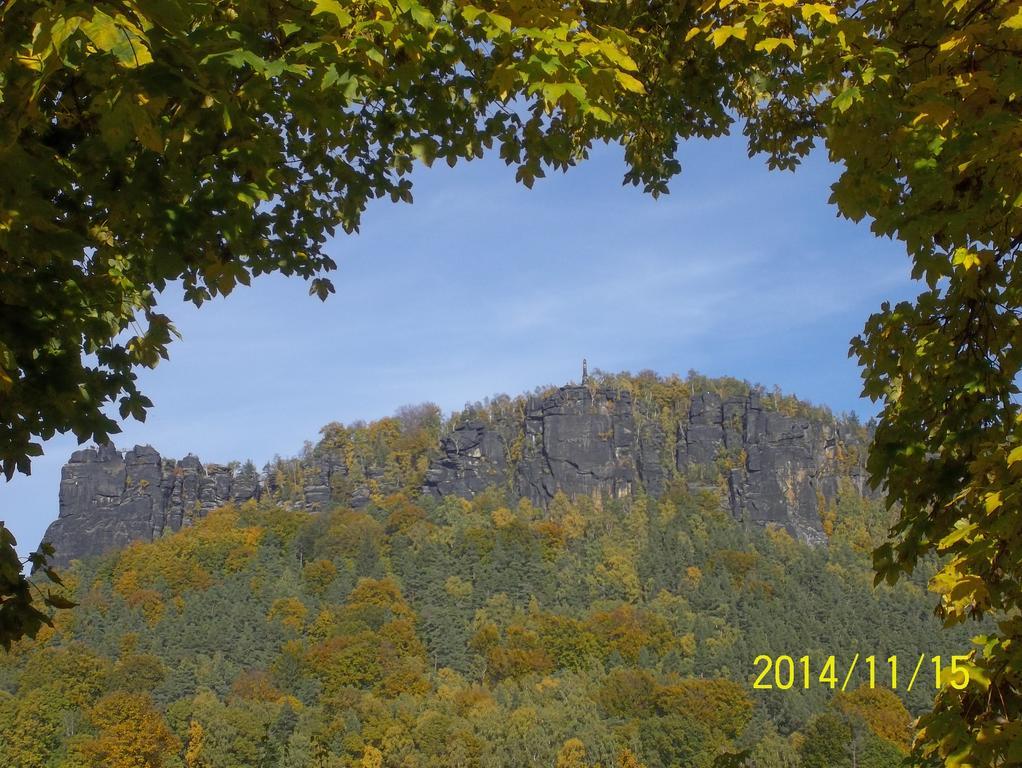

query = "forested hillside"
43;370;872;565
3;374;977;768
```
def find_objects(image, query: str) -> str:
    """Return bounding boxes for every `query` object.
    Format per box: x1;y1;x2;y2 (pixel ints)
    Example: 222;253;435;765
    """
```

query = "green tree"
799;711;854;768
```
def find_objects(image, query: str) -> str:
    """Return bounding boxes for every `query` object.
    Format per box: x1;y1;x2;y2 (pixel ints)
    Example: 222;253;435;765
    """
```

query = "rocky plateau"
41;379;871;565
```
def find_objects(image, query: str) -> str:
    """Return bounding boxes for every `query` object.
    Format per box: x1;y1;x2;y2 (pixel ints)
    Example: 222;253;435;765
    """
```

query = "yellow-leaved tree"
77;692;180;768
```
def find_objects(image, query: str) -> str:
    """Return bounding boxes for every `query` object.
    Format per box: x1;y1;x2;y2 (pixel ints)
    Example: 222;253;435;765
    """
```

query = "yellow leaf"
965;661;991;690
711;25;746;48
81;10;123;53
984;491;1002;514
755;37;795;53
81;10;153;67
801;3;839;23
47;17;83;54
16;54;43;71
1008;446;1022;466
485;12;513;33
1003;10;1022;30
127;100;164;152
939;522;978;549
461;5;484;23
939;34;968;52
952;247;981;271
602;45;639;72
615;71;645;94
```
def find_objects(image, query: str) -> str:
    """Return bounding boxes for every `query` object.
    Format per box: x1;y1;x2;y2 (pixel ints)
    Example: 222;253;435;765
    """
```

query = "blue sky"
3;132;918;557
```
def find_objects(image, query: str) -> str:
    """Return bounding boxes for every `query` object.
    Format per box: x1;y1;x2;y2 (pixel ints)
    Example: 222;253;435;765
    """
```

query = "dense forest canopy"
0;459;970;767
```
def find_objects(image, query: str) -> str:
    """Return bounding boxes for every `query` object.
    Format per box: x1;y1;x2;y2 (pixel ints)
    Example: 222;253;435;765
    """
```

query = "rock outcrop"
425;418;513;498
516;386;642;504
42;377;871;564
425;386;869;545
43;446;260;566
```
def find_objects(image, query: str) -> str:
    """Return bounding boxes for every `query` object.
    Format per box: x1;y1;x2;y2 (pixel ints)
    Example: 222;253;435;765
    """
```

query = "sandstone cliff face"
680;392;845;545
424;386;654;505
42;379;869;564
425;386;869;545
43;445;260;566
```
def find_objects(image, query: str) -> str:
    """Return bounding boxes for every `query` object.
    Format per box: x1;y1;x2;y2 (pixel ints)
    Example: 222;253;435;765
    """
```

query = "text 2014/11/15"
751;654;972;692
